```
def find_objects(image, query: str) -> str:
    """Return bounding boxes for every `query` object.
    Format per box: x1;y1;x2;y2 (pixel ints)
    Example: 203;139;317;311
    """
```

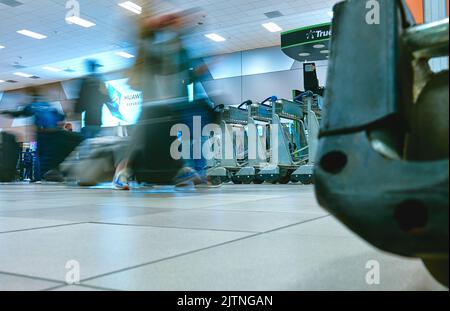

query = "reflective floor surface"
0;184;446;291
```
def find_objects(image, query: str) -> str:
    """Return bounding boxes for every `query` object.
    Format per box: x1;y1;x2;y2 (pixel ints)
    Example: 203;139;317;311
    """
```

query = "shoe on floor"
113;169;133;190
174;167;202;186
195;176;223;188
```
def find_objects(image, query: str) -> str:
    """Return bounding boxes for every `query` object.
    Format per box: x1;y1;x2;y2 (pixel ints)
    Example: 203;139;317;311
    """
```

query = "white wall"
200;46;328;106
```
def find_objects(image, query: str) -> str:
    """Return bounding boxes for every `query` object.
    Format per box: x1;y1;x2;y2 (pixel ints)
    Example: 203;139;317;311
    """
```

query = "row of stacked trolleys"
206;92;322;185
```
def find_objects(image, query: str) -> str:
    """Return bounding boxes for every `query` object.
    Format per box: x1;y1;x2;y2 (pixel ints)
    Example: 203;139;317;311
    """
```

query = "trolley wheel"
253;178;264;184
231;176;243;184
278;175;291;184
299;175;313;185
210;176;223;186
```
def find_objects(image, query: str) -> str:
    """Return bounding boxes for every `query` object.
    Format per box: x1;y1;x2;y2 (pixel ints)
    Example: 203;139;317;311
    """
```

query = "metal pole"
404;18;449;58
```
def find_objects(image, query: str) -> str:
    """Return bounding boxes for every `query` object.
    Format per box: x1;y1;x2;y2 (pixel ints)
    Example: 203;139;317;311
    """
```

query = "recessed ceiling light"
328;11;334;18
17;29;47;40
65;15;96;28
42;66;63;72
115;51;135;58
313;44;326;49
320;50;330;54
262;22;283;33
205;33;226;42
118;1;142;14
0;45;5;49
13;72;33;78
299;53;310;57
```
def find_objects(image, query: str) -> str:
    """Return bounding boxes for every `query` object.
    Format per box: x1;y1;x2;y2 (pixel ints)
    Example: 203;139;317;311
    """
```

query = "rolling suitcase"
60;136;128;186
0;132;20;182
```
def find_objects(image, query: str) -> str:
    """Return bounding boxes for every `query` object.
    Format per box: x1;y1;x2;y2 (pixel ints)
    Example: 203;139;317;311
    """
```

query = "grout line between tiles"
88;221;259;234
0;216;328;288
43;283;121;292
198;207;329;215
0;271;66;285
81;215;330;283
262;215;330;234
0;222;90;235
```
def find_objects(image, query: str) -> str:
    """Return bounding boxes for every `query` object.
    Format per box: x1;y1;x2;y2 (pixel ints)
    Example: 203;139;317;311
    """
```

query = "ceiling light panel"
13;72;33;78
42;66;63;72
115;51;135;58
205;33;226;42
262;22;283;33
118;1;142;14
66;16;96;28
17;29;47;39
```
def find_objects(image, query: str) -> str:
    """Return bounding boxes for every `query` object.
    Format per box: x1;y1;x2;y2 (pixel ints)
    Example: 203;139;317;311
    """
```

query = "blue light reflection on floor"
87;182;201;194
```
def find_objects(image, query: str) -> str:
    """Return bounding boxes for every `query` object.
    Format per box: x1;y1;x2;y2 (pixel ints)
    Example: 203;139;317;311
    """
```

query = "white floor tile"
0;223;250;282
86;219;447;291
0;184;446;291
50;285;106;291
105;210;324;233
0;273;60;291
0;205;175;222
0;217;76;233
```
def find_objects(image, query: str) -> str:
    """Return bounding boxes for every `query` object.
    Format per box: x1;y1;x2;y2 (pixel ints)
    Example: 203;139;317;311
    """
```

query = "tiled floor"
0;183;446;291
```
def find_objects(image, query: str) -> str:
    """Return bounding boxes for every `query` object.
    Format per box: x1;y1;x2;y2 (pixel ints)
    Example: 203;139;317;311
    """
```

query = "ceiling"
0;0;338;91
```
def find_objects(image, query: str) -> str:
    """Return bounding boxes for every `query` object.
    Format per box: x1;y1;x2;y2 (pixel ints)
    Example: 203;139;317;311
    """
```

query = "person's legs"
21;165;26;180
181;101;216;186
36;134;46;180
30;163;34;181
24;165;32;180
37;132;58;180
20;163;25;180
33;154;41;181
111;136;136;190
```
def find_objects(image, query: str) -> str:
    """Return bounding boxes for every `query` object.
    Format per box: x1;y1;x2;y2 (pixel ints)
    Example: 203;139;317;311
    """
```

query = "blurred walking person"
23;148;33;181
75;60;111;140
0;88;65;181
113;2;213;190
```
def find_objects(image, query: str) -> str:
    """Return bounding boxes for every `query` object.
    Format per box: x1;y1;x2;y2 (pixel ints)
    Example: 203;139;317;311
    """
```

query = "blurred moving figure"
0;88;65;181
75;60;111;139
113;3;213;190
22;148;34;181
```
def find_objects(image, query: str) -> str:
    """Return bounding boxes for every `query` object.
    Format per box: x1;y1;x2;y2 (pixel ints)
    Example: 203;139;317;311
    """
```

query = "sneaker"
195;176;223;188
173;167;202;186
113;169;132;190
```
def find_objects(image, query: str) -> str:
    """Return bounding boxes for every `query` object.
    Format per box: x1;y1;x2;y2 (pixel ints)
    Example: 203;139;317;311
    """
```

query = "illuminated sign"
102;78;142;127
